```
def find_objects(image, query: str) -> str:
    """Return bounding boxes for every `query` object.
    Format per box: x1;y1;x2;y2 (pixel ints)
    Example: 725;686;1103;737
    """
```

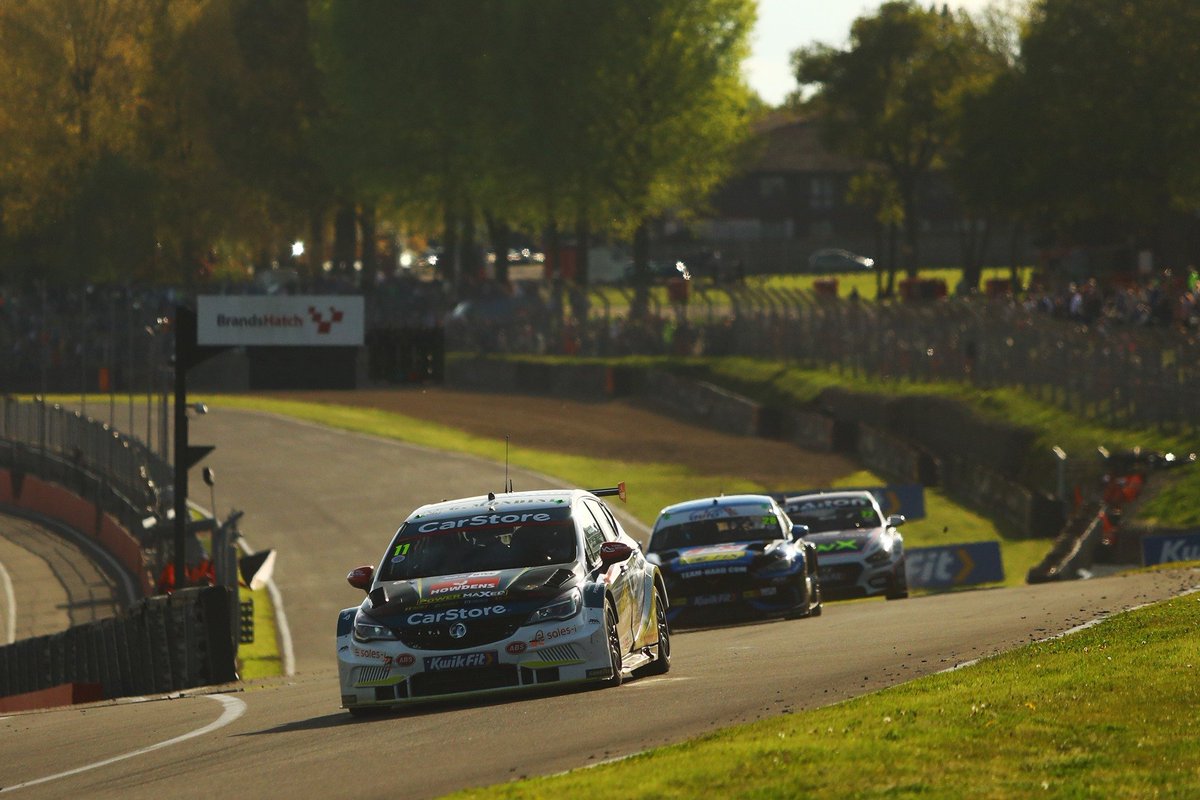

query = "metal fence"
445;286;1200;433
0;396;170;566
5;282;1196;432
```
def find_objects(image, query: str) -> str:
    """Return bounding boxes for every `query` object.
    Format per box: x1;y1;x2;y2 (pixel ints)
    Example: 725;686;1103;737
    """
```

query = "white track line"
0;558;15;645
0;693;246;793
190;500;295;678
237;537;295;678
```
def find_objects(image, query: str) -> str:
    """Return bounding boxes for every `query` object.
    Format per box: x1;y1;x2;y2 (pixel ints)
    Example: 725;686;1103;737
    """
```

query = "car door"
582;499;636;651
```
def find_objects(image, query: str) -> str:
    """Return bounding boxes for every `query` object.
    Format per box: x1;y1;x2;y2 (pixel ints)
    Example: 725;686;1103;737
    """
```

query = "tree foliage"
311;0;753;307
1000;0;1200;240
792;1;1007;283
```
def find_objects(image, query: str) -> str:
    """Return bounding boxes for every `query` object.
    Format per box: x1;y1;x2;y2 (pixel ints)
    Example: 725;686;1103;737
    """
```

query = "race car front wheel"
885;575;909;600
638;587;671;676
602;603;624;687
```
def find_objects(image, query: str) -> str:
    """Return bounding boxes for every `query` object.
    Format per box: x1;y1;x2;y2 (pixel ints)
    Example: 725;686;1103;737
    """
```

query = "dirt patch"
272;387;859;492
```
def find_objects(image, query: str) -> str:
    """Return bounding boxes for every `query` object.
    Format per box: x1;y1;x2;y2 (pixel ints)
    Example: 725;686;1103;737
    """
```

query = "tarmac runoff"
0;512;126;642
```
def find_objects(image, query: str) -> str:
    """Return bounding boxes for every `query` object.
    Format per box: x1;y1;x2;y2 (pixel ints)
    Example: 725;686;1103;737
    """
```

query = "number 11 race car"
336;484;670;714
646;494;822;625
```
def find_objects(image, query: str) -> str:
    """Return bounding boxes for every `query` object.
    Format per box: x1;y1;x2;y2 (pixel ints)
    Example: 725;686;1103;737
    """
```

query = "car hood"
658;541;781;573
368;564;579;617
802;529;880;555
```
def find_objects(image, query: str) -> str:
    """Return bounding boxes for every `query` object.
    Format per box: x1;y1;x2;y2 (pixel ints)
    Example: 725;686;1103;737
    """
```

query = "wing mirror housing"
347;565;375;591
790;523;810;539
599;541;634;567
887;514;906;528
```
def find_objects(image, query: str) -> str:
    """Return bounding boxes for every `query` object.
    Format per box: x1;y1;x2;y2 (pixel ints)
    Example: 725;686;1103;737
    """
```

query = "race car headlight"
645;552;662;566
754;551;792;574
526;588;582;624
353;610;397;642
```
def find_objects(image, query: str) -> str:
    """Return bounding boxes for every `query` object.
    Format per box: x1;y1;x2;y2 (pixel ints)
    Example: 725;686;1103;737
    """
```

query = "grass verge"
446;585;1200;800
203;397;1040;588
237;583;282;680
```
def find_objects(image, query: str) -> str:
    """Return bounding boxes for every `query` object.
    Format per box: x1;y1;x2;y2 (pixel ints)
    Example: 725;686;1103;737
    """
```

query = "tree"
586;0;755;316
0;0;153;282
997;0;1200;261
793;1;1006;288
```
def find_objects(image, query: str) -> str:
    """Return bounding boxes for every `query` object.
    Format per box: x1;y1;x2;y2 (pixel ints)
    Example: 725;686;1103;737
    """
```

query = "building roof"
742;112;864;173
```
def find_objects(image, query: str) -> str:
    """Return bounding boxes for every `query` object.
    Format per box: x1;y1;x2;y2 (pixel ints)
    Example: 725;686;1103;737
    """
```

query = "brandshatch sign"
197;295;364;346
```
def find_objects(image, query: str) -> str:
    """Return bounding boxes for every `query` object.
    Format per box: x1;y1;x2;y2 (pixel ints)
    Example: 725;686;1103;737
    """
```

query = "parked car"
782;490;908;600
336;484;670;714
646;494;822;625
807;248;874;273
624;259;692;284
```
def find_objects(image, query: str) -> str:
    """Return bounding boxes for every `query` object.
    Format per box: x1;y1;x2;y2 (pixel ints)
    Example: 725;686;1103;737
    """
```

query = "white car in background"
783;490;908;600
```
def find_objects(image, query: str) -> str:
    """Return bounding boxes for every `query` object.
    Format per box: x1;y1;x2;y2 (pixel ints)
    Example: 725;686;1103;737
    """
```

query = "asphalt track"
2;407;1196;799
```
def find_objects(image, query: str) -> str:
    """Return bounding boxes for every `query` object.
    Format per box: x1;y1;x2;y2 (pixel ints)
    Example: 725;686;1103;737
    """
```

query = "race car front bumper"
336;613;612;709
817;552;905;599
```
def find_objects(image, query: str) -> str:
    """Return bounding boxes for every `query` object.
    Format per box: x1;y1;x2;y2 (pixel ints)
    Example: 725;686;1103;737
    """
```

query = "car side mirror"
599;541;634;567
347;565;374;591
887;514;906;528
790;523;809;539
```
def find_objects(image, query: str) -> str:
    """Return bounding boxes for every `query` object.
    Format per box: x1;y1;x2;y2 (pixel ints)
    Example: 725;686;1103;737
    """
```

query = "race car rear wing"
588;481;627;503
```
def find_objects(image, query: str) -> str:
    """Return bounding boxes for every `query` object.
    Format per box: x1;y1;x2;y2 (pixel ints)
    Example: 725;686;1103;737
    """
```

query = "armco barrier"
0;586;237;704
1;469;154;596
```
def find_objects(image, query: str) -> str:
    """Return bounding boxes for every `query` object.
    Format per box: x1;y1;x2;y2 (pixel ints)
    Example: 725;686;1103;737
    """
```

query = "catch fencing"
0;396;171;559
0;397;249;704
7;283;1196;432
446;286;1200;433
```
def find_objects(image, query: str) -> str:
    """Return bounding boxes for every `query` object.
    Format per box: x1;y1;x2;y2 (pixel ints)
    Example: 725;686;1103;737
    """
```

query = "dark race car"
783;490;908;600
336;484;670;714
646;494;821;625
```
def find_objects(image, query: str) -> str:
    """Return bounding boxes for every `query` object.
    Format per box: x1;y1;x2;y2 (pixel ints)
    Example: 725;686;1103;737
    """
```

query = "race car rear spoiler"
588;481;627;502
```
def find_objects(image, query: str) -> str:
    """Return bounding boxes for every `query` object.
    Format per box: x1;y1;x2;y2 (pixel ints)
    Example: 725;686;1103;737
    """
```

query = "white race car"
783;490;908;600
336;484;670;714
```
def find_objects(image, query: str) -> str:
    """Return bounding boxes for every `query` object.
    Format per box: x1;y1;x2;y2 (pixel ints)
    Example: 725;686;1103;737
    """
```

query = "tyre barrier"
0;586;238;708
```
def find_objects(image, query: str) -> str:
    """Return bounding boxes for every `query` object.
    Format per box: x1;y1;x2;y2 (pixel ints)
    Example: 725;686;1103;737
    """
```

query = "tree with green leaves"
0;0;153;283
993;0;1200;262
793;1;1006;292
585;0;755;316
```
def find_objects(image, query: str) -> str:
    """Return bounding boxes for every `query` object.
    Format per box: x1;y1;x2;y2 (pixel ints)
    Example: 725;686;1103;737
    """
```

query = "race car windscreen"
786;497;881;534
651;512;783;551
380;508;577;581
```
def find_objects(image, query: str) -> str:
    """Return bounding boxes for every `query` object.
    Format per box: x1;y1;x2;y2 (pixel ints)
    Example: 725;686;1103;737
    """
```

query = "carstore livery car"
783;490;908;600
336;484;670;714
646;494;821;624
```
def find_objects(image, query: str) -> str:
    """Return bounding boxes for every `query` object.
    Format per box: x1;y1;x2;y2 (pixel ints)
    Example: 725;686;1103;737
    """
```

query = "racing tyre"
885;576;909;601
786;579;822;619
638;588;671;676
601;603;624;688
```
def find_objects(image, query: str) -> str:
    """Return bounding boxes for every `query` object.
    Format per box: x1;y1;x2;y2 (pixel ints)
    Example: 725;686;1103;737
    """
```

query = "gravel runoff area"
269;387;862;493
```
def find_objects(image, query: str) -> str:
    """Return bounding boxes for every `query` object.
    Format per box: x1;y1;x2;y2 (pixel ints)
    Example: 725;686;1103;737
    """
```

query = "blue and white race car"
646;494;822;625
783;490;908;600
336;484;670;714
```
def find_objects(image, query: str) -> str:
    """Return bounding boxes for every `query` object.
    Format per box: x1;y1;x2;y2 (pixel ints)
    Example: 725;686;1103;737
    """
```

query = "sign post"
171;305;224;591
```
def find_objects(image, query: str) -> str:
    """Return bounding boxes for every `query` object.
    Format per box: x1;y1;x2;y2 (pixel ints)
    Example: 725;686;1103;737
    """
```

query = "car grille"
352;666;393;686
818;563;863;587
410;665;520;697
398;619;524;650
670;573;760;595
